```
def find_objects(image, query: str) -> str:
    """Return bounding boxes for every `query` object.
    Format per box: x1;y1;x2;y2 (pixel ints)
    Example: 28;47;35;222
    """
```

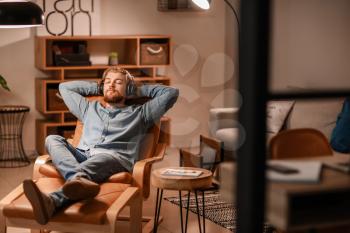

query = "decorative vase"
109;52;119;66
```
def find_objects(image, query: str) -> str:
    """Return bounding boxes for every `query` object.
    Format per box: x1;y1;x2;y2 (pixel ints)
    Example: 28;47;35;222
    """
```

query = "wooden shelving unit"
35;35;172;154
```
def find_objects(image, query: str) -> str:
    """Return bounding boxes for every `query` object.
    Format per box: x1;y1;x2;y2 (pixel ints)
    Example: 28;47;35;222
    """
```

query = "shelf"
37;35;172;40
36;75;171;115
135;77;170;81
40;64;141;71
40;63;171;71
36;120;77;154
35;35;173;154
35;35;171;70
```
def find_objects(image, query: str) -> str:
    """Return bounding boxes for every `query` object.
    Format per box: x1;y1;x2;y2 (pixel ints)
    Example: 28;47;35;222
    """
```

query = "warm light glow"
192;0;210;10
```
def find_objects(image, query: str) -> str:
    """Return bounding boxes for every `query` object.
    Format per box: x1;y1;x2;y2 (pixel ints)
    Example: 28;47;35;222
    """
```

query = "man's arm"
59;81;100;121
138;84;179;125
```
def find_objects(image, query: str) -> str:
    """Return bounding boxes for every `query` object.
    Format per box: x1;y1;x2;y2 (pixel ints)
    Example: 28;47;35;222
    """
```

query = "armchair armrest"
33;154;52;180
209;108;240;135
106;186;142;233
132;143;166;199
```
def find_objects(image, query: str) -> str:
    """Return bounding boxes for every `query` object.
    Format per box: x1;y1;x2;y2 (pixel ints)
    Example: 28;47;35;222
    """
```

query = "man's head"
99;67;134;104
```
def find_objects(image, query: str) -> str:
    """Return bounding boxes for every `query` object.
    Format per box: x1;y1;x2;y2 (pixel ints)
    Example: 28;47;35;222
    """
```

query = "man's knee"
77;154;127;183
45;135;66;152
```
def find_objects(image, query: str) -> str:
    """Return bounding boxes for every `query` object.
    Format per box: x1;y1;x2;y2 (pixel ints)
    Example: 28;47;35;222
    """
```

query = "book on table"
267;160;322;183
161;168;203;177
323;159;350;173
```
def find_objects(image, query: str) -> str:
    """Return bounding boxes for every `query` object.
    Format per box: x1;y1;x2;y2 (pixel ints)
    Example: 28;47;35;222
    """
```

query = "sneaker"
62;177;100;200
23;179;56;225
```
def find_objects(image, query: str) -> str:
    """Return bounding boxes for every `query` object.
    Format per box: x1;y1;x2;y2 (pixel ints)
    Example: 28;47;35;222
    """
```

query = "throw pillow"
266;101;295;133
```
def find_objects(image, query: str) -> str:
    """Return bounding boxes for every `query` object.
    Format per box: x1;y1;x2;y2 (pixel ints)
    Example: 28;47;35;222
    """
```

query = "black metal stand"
237;0;270;232
153;189;206;233
0;105;30;167
153;188;163;233
194;190;206;233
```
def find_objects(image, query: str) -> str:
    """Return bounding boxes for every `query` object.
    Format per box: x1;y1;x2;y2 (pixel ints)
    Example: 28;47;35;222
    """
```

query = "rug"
164;190;272;232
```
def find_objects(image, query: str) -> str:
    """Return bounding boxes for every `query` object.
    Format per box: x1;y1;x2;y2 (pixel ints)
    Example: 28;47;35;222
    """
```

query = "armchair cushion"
39;163;61;178
3;178;131;225
286;99;344;140
266;101;295;133
215;128;240;151
108;172;133;184
209;107;239;134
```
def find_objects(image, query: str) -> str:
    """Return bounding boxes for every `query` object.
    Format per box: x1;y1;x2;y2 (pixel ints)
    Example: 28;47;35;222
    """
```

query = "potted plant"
0;75;10;91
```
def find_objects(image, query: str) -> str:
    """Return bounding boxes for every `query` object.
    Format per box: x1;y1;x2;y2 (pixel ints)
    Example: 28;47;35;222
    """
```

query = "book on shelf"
161;168;203;177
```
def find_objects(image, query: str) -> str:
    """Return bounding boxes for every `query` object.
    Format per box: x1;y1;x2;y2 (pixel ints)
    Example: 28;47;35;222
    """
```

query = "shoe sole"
23;180;49;225
62;180;99;200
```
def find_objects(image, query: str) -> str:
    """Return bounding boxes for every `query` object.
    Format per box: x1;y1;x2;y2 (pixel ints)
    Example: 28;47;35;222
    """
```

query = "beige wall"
270;0;350;92
0;0;232;153
100;0;230;148
0;29;46;157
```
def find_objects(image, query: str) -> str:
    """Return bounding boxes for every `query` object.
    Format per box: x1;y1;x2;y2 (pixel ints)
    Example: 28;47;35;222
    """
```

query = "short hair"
98;66;134;94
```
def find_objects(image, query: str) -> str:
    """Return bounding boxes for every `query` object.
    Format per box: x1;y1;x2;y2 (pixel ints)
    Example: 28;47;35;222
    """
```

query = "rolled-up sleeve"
139;85;179;126
59;81;100;122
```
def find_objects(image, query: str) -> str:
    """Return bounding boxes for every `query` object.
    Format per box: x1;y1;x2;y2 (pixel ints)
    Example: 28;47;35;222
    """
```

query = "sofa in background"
209;107;240;160
209;98;347;158
284;98;344;154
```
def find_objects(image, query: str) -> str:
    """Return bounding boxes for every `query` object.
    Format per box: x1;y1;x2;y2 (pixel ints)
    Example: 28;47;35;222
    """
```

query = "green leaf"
0;75;10;91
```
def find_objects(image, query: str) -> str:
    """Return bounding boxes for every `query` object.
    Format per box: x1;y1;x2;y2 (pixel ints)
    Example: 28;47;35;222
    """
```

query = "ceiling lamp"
0;0;44;28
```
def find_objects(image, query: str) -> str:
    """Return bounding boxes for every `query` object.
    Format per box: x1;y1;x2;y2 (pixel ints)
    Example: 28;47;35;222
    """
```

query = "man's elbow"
58;82;69;92
172;88;179;99
168;87;179;105
58;82;66;95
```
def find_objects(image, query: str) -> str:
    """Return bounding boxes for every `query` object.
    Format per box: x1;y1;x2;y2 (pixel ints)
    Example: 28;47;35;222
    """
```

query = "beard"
103;90;125;103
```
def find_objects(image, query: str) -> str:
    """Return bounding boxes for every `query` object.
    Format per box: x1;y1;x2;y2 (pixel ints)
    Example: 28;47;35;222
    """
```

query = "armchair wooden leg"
129;193;142;233
0;200;8;233
0;212;6;233
142;216;163;233
0;183;24;233
117;215;163;233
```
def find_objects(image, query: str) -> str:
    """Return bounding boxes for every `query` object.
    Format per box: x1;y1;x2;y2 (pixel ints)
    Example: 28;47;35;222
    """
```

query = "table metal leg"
153;188;160;233
184;191;190;233
153;188;163;233
179;191;184;233
179;190;206;233
202;191;206;233
194;190;202;233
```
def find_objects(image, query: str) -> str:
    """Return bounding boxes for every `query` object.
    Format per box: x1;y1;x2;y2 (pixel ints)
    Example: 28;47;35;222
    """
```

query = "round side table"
0;105;30;167
151;167;212;233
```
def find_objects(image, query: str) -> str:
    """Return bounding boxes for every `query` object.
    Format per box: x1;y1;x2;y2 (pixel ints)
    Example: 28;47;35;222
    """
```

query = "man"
23;67;179;225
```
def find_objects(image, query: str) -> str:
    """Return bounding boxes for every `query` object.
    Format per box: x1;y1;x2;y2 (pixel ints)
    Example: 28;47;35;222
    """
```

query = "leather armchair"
209;107;240;160
0;116;167;233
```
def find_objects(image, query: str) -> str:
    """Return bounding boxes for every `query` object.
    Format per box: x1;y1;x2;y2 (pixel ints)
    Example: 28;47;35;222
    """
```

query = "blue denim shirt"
59;81;179;171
